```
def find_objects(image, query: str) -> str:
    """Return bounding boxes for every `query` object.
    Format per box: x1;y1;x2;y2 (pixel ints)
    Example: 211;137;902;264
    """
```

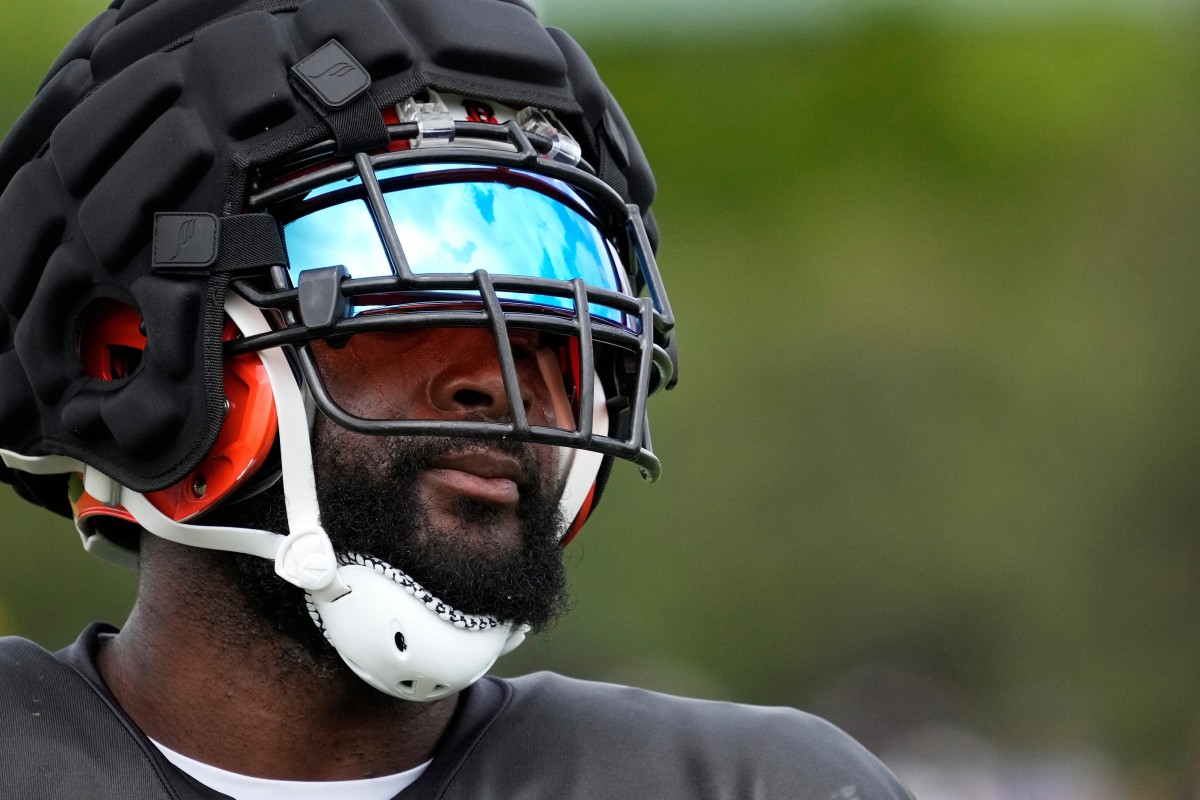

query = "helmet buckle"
275;528;350;598
517;107;582;167
398;92;455;146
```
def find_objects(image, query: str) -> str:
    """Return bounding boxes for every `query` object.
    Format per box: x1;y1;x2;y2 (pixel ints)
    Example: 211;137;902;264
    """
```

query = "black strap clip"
290;39;389;157
152;213;287;277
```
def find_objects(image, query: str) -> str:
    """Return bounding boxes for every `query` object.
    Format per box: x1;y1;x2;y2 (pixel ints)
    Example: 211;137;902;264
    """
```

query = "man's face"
222;325;574;660
311;325;572;554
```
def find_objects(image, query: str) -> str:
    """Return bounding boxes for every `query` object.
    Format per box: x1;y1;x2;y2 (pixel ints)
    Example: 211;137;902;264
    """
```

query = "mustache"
317;432;556;499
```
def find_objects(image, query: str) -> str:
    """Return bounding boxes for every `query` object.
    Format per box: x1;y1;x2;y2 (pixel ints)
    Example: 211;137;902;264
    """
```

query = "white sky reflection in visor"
281;163;635;329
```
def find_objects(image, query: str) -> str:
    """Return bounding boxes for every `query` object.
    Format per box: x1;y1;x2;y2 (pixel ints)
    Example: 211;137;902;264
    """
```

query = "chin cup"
307;561;527;701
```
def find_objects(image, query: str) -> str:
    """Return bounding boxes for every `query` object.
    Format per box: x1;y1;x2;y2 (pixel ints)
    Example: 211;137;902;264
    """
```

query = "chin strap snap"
275;528;350;598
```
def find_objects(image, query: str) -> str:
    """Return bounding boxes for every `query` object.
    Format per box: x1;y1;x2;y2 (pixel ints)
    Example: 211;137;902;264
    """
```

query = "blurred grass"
520;15;1200;784
2;4;1199;790
0;0;99;124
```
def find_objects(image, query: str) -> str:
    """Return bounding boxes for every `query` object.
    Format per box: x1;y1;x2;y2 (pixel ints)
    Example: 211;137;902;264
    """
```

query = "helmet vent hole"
394;633;407;652
399;679;414;689
106;346;143;380
78;298;146;381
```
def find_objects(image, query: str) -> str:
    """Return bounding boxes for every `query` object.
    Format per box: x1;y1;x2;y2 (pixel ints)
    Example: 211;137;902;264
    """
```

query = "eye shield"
279;163;636;331
231;137;674;480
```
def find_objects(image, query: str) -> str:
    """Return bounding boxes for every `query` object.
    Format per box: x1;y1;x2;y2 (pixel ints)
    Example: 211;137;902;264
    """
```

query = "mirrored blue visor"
279;163;635;329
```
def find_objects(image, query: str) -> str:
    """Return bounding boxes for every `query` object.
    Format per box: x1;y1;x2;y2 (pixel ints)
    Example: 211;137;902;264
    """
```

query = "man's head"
0;0;675;700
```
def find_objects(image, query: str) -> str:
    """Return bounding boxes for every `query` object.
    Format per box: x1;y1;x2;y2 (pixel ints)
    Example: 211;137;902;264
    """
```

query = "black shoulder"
0;635;189;799
0;634;64;678
458;672;914;800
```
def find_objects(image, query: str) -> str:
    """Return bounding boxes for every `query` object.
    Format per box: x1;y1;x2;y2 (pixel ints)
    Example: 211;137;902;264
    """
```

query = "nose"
428;329;534;422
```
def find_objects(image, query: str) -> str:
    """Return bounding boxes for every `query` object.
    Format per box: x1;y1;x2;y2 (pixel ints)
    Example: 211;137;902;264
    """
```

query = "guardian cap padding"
0;0;658;509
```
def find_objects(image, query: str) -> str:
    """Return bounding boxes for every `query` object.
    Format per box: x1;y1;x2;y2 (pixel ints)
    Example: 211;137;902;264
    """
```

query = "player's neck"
96;537;456;780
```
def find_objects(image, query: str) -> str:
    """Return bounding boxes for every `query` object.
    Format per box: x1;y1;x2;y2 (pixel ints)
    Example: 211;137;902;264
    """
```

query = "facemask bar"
231;122;675;480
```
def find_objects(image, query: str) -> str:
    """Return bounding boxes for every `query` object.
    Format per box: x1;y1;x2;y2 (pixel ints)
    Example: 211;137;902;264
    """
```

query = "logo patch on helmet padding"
152;213;218;270
291;40;371;110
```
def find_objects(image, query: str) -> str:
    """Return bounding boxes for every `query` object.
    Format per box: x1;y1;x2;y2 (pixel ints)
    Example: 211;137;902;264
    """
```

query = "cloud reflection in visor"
280;163;636;329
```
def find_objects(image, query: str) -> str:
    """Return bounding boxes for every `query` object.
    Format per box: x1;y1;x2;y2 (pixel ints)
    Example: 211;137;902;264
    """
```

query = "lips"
422;450;525;506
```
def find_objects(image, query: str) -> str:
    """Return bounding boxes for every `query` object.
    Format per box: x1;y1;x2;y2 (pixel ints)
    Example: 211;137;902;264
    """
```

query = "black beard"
204;427;569;667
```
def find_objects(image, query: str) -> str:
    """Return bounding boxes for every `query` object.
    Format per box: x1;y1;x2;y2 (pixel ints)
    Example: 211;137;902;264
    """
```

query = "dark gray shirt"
0;624;913;799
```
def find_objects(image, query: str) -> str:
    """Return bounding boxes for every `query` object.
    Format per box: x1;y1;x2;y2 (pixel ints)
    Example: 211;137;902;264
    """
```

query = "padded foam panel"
51;54;185;198
292;0;414;79
12;245;94;408
189;13;300;140
100;373;190;457
59;388;107;441
38;11;116;93
78;107;216;269
0;163;66;317
0;351;39;442
92;0;251;80
545;28;606;123
116;0;174;22
0;60;93;192
403;0;567;83
134;275;204;380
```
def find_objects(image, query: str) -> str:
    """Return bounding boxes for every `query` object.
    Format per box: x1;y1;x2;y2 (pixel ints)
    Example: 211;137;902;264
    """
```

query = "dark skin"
96;327;571;780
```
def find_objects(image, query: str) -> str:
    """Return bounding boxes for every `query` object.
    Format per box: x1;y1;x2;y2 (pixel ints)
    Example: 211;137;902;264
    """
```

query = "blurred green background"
3;1;1199;795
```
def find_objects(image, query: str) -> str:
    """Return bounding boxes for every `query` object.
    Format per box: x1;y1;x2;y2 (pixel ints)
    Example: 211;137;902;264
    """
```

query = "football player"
0;1;913;797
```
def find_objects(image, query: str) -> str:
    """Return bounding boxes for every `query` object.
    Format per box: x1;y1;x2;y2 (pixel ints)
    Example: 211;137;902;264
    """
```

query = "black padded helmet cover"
0;0;657;509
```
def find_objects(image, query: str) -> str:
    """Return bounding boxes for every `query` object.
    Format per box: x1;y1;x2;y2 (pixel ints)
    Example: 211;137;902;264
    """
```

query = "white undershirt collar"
150;737;430;800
